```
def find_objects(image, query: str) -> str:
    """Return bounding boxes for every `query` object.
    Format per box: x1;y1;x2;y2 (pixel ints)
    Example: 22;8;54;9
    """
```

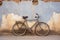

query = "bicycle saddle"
23;16;28;19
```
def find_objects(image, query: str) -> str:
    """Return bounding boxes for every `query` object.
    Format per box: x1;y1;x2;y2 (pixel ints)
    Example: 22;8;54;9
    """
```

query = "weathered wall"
0;0;60;34
0;0;60;23
43;0;60;2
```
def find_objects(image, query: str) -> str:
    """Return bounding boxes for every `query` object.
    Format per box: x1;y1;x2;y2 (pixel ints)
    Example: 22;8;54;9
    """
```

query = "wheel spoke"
12;22;26;36
35;22;50;36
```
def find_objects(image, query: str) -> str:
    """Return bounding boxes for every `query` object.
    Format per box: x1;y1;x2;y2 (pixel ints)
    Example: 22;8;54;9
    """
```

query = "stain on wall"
0;0;60;26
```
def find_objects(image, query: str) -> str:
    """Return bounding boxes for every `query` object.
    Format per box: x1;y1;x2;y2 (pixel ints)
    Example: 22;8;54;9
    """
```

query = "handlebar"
35;13;40;19
22;13;40;19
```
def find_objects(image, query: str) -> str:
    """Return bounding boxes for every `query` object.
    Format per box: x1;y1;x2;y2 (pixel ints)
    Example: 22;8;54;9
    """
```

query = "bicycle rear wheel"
12;22;26;36
35;22;50;36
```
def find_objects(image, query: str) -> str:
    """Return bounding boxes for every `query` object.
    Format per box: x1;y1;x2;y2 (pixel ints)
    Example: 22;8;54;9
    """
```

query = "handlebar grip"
35;16;37;18
36;13;38;15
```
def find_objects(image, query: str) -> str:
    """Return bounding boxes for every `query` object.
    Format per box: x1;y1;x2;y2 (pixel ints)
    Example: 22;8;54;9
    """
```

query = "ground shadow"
0;29;60;36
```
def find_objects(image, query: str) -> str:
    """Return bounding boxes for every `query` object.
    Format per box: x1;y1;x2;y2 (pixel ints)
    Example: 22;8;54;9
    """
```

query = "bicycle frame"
23;18;39;32
22;13;40;31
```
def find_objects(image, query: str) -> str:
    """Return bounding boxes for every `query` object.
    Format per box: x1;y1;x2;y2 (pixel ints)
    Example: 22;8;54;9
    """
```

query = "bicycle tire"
12;22;26;36
35;22;50;36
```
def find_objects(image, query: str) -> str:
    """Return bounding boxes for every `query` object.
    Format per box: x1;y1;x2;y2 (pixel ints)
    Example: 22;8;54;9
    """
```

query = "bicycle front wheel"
12;22;26;36
35;22;50;36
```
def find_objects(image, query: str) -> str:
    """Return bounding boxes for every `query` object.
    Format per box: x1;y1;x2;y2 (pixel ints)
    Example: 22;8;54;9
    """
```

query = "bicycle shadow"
0;29;60;36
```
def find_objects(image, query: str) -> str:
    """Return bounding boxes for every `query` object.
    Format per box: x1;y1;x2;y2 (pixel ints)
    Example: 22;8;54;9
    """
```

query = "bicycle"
12;13;50;36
